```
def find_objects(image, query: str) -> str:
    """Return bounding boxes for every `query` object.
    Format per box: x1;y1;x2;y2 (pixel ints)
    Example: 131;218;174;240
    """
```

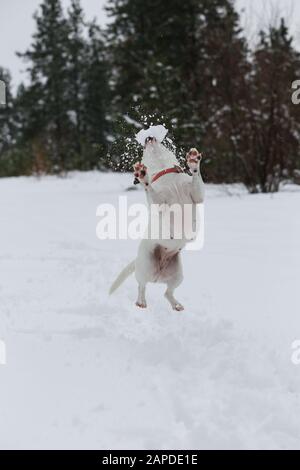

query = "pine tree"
83;22;110;169
105;0;249;179
0;69;34;176
0;68;14;154
243;19;300;192
18;0;70;172
105;0;201;134
194;0;250;182
65;0;87;165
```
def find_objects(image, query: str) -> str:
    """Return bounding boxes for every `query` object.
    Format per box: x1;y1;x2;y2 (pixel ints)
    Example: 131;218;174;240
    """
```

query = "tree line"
0;0;300;192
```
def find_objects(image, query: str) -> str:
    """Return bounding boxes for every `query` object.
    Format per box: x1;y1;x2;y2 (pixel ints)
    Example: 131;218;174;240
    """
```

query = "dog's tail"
109;260;136;295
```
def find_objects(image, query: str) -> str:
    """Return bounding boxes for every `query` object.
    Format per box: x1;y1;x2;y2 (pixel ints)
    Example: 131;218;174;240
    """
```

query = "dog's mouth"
144;136;156;147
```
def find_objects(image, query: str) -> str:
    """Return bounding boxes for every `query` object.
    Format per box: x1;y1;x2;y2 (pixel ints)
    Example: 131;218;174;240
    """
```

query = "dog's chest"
152;173;192;204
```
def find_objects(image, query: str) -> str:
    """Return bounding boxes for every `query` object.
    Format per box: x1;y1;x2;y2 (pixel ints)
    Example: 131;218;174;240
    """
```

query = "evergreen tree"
105;0;249;180
0;69;34;176
194;0;250;183
18;0;70;172
16;0;110;173
105;0;201;135
0;68;14;154
83;22;110;169
66;0;87;165
243;19;300;192
1;0;299;190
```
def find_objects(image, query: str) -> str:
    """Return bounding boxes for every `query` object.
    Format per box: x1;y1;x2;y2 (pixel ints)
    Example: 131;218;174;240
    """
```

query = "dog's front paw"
133;162;149;186
186;148;202;173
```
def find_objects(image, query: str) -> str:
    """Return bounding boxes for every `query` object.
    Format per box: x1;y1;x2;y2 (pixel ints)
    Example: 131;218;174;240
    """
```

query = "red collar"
151;166;183;183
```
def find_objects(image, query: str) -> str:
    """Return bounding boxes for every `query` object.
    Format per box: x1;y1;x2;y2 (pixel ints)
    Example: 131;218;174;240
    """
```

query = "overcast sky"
0;0;299;90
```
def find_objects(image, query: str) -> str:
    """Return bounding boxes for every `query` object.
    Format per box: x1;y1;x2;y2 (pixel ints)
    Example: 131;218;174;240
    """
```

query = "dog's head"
142;140;179;177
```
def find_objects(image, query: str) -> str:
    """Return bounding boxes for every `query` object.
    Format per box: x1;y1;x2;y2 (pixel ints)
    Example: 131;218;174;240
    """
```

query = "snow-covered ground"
0;171;300;450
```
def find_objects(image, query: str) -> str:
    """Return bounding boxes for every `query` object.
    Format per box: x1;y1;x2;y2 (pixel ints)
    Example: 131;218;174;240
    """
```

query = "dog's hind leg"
134;239;156;309
165;281;184;311
164;258;184;311
136;283;147;309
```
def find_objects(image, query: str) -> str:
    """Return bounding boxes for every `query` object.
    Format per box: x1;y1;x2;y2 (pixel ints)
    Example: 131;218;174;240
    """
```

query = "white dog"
109;126;205;311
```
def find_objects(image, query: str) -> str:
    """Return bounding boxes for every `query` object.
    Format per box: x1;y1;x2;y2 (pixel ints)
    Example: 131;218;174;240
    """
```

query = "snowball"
135;125;168;146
